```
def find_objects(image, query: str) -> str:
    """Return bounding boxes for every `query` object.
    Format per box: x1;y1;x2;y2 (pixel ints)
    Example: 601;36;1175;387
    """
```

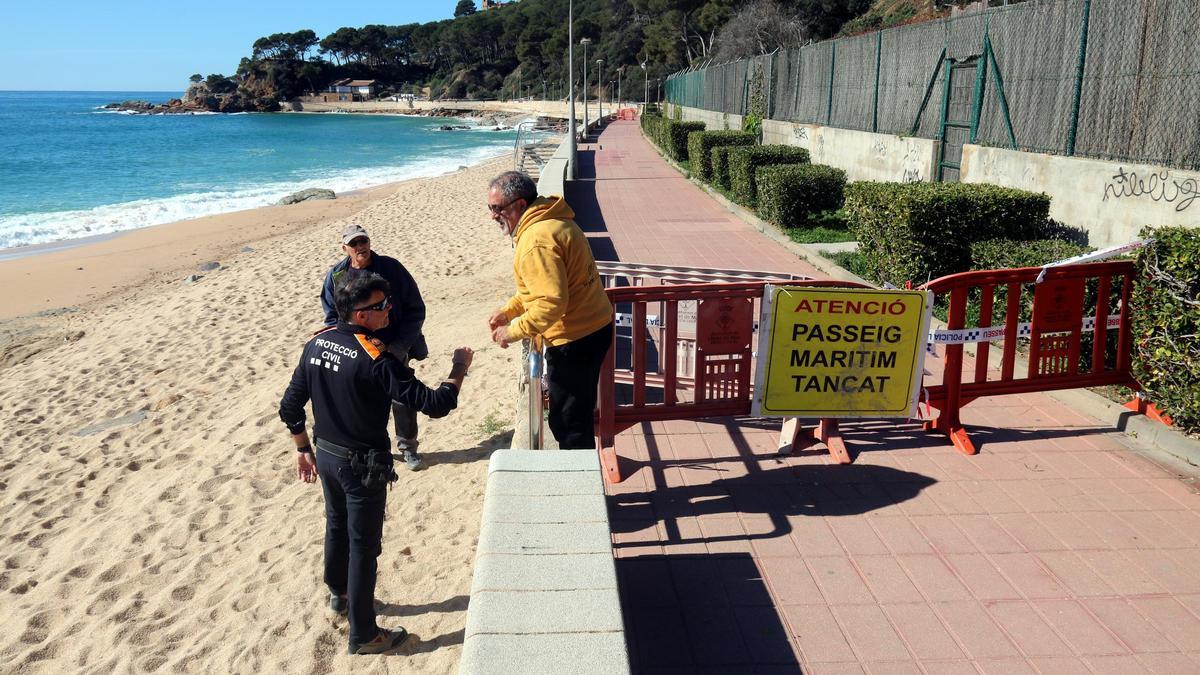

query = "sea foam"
0;144;509;251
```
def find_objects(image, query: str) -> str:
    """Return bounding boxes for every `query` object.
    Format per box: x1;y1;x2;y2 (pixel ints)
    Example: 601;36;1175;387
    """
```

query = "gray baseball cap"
341;223;369;244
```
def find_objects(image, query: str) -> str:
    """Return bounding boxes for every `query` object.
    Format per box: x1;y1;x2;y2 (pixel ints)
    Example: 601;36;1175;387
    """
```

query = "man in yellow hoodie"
486;171;614;449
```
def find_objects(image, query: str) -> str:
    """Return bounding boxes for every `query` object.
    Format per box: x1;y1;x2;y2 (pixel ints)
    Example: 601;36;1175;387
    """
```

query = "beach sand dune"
0;158;519;673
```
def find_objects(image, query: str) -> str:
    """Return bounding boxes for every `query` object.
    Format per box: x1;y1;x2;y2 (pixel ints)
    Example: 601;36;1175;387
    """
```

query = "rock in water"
277;188;336;205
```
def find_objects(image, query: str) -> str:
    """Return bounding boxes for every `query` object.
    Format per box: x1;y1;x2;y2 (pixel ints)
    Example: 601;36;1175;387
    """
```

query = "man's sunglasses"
345;237;370;248
354;298;391;313
487;197;521;214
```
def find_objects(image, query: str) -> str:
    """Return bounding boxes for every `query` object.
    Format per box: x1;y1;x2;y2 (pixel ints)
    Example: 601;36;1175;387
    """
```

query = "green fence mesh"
664;0;1200;173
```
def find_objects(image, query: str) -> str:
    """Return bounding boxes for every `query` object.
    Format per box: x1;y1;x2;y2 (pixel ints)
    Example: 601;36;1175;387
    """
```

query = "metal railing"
520;339;545;449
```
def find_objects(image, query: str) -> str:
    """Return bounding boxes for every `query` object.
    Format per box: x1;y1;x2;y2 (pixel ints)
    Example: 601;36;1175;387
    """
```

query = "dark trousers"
386;344;419;451
544;322;614;449
392;402;418;450
316;448;389;646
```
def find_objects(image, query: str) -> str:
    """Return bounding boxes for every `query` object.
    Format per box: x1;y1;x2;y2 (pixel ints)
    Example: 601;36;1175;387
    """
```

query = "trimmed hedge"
844;181;1051;286
664;120;705;163
639;115;705;164
1132;226;1200;432
712;146;735;190
756;164;847;228
687;130;756;183
969;238;1090;271
727;145;810;206
640;113;664;150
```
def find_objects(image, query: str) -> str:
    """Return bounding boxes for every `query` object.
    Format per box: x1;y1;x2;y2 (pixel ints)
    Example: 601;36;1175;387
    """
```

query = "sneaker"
349;627;408;655
329;591;347;616
401;449;425;471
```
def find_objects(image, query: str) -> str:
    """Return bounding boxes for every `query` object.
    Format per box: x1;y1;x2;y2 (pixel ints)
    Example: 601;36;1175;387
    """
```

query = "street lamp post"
640;60;648;113
616;67;622;110
581;38;591;139
596;59;604;123
567;0;577;178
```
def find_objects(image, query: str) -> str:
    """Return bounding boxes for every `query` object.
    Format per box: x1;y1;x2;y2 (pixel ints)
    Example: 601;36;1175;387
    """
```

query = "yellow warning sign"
752;286;932;418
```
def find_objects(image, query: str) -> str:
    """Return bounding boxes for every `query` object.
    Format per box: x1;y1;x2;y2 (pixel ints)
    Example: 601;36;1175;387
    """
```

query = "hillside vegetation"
195;0;990;107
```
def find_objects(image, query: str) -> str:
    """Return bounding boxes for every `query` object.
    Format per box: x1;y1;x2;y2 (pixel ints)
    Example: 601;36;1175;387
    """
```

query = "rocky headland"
105;79;281;114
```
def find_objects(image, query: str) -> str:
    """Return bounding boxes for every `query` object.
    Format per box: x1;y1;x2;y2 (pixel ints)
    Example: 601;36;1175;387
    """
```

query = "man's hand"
491;325;511;348
487;310;508;331
452;347;475;370
297;451;318;483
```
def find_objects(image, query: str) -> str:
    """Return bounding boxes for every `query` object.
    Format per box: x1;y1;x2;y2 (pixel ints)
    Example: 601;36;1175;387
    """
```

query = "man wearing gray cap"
321;223;430;470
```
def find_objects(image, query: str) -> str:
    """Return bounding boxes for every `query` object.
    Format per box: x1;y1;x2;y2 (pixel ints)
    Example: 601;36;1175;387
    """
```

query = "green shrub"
961;237;1094;328
1132;226;1200;432
664;120;705;162
727;145;810;206
687;130;755;183
756;164;847;228
969;238;1090;271
640;113;664;149
844;181;1051;286
712;146;735;190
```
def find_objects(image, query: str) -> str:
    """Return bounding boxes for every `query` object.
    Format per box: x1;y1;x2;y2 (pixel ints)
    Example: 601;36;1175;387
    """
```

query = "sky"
0;1;469;91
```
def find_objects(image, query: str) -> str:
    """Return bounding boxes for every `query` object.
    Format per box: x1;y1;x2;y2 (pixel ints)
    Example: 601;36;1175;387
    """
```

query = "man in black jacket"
282;272;473;655
320;223;430;470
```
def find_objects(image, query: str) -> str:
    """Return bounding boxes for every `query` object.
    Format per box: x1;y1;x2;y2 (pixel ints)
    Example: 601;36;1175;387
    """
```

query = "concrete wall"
461;450;629;675
669;105;937;184
961;146;1200;248
669;103;1200;247
665;103;742;132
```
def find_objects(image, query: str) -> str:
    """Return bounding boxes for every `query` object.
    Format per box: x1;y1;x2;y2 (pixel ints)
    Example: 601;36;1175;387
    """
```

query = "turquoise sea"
0;91;531;250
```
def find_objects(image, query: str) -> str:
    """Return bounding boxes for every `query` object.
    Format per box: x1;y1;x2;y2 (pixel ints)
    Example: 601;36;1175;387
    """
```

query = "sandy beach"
0;156;521;672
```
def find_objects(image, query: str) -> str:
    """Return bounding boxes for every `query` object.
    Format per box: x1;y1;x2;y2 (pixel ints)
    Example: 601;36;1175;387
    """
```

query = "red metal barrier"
596;278;867;483
918;260;1138;455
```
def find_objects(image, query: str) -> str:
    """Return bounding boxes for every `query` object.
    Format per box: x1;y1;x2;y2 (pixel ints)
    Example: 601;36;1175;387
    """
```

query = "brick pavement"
577;118;1200;674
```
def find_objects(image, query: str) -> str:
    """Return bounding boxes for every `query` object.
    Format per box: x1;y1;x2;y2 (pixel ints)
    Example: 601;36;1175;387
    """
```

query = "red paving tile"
590;118;1200;672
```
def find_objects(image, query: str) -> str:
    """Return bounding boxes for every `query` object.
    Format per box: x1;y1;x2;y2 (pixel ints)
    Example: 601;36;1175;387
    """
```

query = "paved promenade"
569;119;1200;674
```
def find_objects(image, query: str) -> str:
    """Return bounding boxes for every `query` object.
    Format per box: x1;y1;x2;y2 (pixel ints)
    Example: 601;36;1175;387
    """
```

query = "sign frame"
752;285;934;418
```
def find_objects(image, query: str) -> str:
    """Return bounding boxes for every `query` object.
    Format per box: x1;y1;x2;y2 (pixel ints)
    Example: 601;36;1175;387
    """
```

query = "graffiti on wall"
1102;167;1200;212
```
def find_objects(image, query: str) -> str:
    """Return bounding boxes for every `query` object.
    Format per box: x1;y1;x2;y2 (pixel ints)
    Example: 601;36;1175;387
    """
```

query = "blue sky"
0;1;467;91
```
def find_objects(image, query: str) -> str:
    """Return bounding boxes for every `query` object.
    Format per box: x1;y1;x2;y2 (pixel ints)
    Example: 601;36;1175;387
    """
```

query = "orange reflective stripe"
354;333;383;360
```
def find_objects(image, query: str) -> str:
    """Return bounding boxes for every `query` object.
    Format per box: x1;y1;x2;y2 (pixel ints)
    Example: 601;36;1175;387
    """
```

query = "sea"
0;91;534;251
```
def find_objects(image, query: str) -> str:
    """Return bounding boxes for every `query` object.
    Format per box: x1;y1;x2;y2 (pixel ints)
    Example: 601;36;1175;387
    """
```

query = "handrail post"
522;340;544;450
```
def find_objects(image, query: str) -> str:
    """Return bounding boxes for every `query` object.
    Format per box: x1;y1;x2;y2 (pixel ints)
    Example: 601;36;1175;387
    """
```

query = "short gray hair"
489;171;538;205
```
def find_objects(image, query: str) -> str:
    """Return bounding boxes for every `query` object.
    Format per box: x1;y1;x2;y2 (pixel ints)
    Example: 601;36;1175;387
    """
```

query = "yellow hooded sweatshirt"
501;196;613;346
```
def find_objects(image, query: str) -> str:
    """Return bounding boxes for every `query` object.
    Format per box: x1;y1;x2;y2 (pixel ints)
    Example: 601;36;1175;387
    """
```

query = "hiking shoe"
349;627;408;655
401;449;425;471
329;591;347;616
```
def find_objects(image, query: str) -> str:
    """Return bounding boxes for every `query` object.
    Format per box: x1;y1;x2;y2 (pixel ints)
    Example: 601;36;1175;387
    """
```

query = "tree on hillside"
633;0;738;67
793;0;873;40
713;0;806;60
455;0;477;16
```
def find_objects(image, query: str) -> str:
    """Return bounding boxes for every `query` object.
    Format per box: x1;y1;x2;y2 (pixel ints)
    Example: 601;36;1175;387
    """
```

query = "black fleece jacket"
279;322;457;451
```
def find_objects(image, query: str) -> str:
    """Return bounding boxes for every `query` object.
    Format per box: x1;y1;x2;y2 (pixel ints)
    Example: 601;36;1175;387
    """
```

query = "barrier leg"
1124;397;1174;426
816;419;851;464
779;418;852;464
928;413;977;456
598;443;623;484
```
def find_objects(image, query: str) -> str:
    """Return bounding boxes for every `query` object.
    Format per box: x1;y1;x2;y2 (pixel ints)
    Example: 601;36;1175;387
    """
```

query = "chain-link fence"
665;0;1200;173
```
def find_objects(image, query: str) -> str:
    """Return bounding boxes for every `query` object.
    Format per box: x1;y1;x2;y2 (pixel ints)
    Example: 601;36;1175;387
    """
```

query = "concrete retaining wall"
668;104;937;184
960;146;1200;248
537;136;573;198
668;103;1200;247
460;449;629;675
